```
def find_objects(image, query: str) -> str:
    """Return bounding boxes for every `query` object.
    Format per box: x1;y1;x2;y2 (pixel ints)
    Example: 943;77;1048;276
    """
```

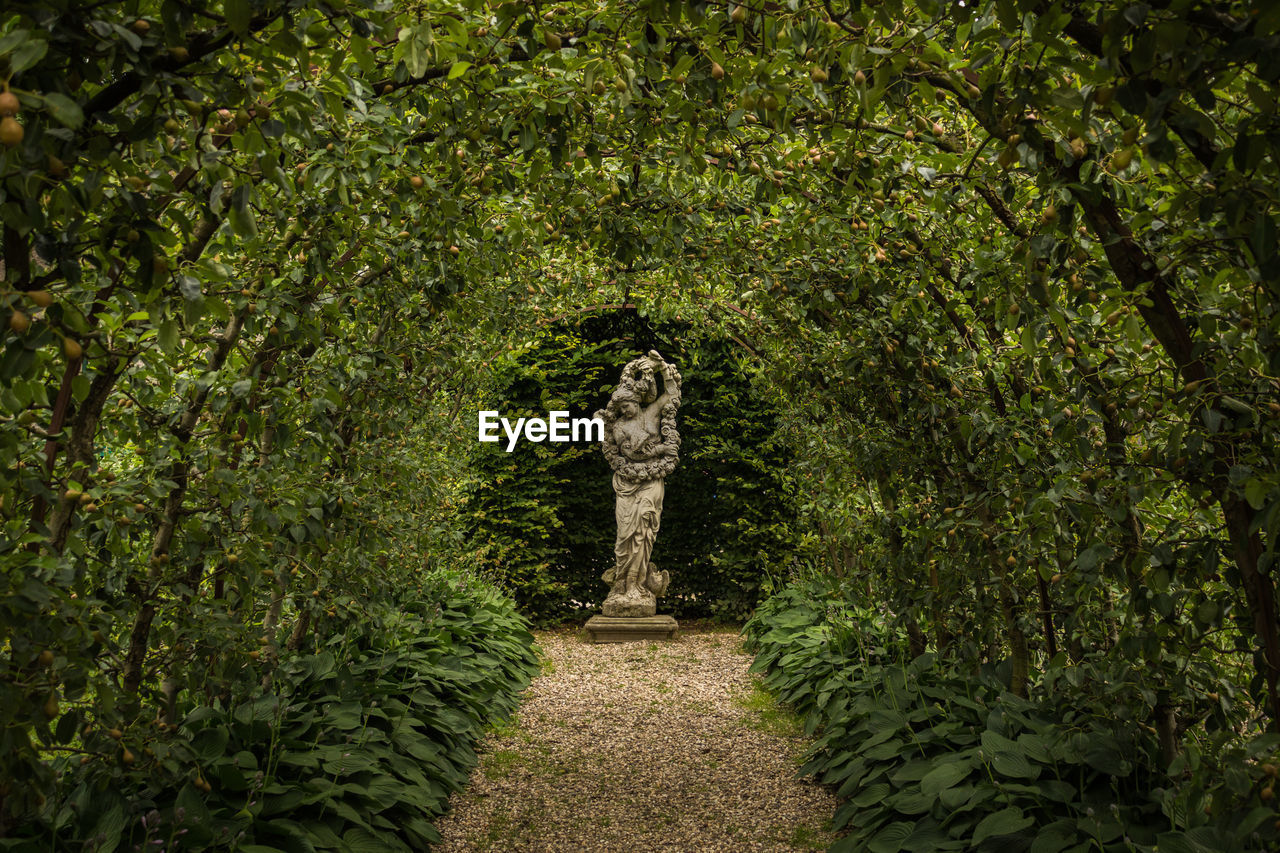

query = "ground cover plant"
7;570;538;850
0;0;1277;849
746;578;1280;852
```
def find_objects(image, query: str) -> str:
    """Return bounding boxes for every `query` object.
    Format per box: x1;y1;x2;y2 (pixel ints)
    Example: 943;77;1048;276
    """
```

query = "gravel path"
432;628;839;852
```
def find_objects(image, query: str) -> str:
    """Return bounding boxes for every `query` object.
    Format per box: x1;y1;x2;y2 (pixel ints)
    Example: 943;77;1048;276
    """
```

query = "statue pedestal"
584;615;679;644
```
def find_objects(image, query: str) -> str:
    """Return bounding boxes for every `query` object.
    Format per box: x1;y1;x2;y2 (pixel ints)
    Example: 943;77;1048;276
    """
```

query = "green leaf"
971;806;1033;845
92;804;126;853
520;125;538;152
852;783;890;807
1153;831;1217;853
920;761;970;795
1083;746;1131;777
1245;477;1272;511
228;185;258;238
177;274;203;302
342;826;399;852
42;93;84;128
157;317;177;350
991;750;1040;780
1030;826;1076;853
3;33;49;74
868;821;914;853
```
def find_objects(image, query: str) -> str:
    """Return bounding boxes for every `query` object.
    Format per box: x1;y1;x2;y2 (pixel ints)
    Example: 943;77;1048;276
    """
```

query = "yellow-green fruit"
0;116;23;147
1112;147;1134;170
710;61;725;80
9;311;30;333
63;337;83;360
544;31;561;51
810;66;829;83
0;91;19;116
730;4;747;23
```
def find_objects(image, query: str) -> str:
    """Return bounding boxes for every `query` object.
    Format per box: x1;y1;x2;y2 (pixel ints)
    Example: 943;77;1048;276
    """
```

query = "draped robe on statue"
603;472;666;606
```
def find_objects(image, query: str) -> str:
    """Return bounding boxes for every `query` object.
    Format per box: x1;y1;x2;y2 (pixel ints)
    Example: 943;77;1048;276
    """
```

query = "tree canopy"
2;0;1279;847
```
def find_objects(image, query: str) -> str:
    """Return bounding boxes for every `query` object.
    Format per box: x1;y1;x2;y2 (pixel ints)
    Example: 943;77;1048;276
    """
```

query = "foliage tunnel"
0;0;1278;849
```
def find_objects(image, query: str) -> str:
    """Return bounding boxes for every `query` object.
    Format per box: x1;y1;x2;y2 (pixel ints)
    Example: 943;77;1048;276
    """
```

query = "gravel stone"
432;628;840;851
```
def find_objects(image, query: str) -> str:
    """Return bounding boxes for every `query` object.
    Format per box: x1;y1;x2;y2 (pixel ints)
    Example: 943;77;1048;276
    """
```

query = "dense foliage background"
1;0;1278;849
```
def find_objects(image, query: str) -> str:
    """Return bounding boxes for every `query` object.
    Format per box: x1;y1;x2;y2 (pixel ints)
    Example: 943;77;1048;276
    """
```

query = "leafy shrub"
744;580;1280;853
8;572;538;852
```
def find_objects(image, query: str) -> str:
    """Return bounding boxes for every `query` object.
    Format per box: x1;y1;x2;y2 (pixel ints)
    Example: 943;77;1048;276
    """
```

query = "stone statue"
594;350;682;618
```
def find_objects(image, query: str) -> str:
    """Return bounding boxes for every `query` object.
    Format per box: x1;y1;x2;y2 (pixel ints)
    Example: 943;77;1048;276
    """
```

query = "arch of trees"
1;0;1278;847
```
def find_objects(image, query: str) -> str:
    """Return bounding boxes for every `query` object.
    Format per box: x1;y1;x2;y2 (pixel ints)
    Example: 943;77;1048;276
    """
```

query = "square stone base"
584;615;679;643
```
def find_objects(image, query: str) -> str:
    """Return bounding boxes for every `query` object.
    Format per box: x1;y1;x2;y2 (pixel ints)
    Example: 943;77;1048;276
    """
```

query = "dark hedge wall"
461;310;804;624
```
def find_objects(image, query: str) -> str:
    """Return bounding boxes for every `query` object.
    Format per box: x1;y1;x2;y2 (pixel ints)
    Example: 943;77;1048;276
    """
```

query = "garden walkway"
432;628;839;852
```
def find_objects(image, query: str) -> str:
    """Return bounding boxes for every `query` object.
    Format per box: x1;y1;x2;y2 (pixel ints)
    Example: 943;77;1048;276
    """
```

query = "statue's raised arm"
642;350;682;416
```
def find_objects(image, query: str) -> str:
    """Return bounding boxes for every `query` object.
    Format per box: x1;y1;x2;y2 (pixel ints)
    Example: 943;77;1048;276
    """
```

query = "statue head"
610;388;641;419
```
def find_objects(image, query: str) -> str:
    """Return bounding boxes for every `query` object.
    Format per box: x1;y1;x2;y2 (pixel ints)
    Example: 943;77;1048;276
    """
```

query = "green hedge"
8;573;538;852
744;579;1280;853
463;310;806;624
